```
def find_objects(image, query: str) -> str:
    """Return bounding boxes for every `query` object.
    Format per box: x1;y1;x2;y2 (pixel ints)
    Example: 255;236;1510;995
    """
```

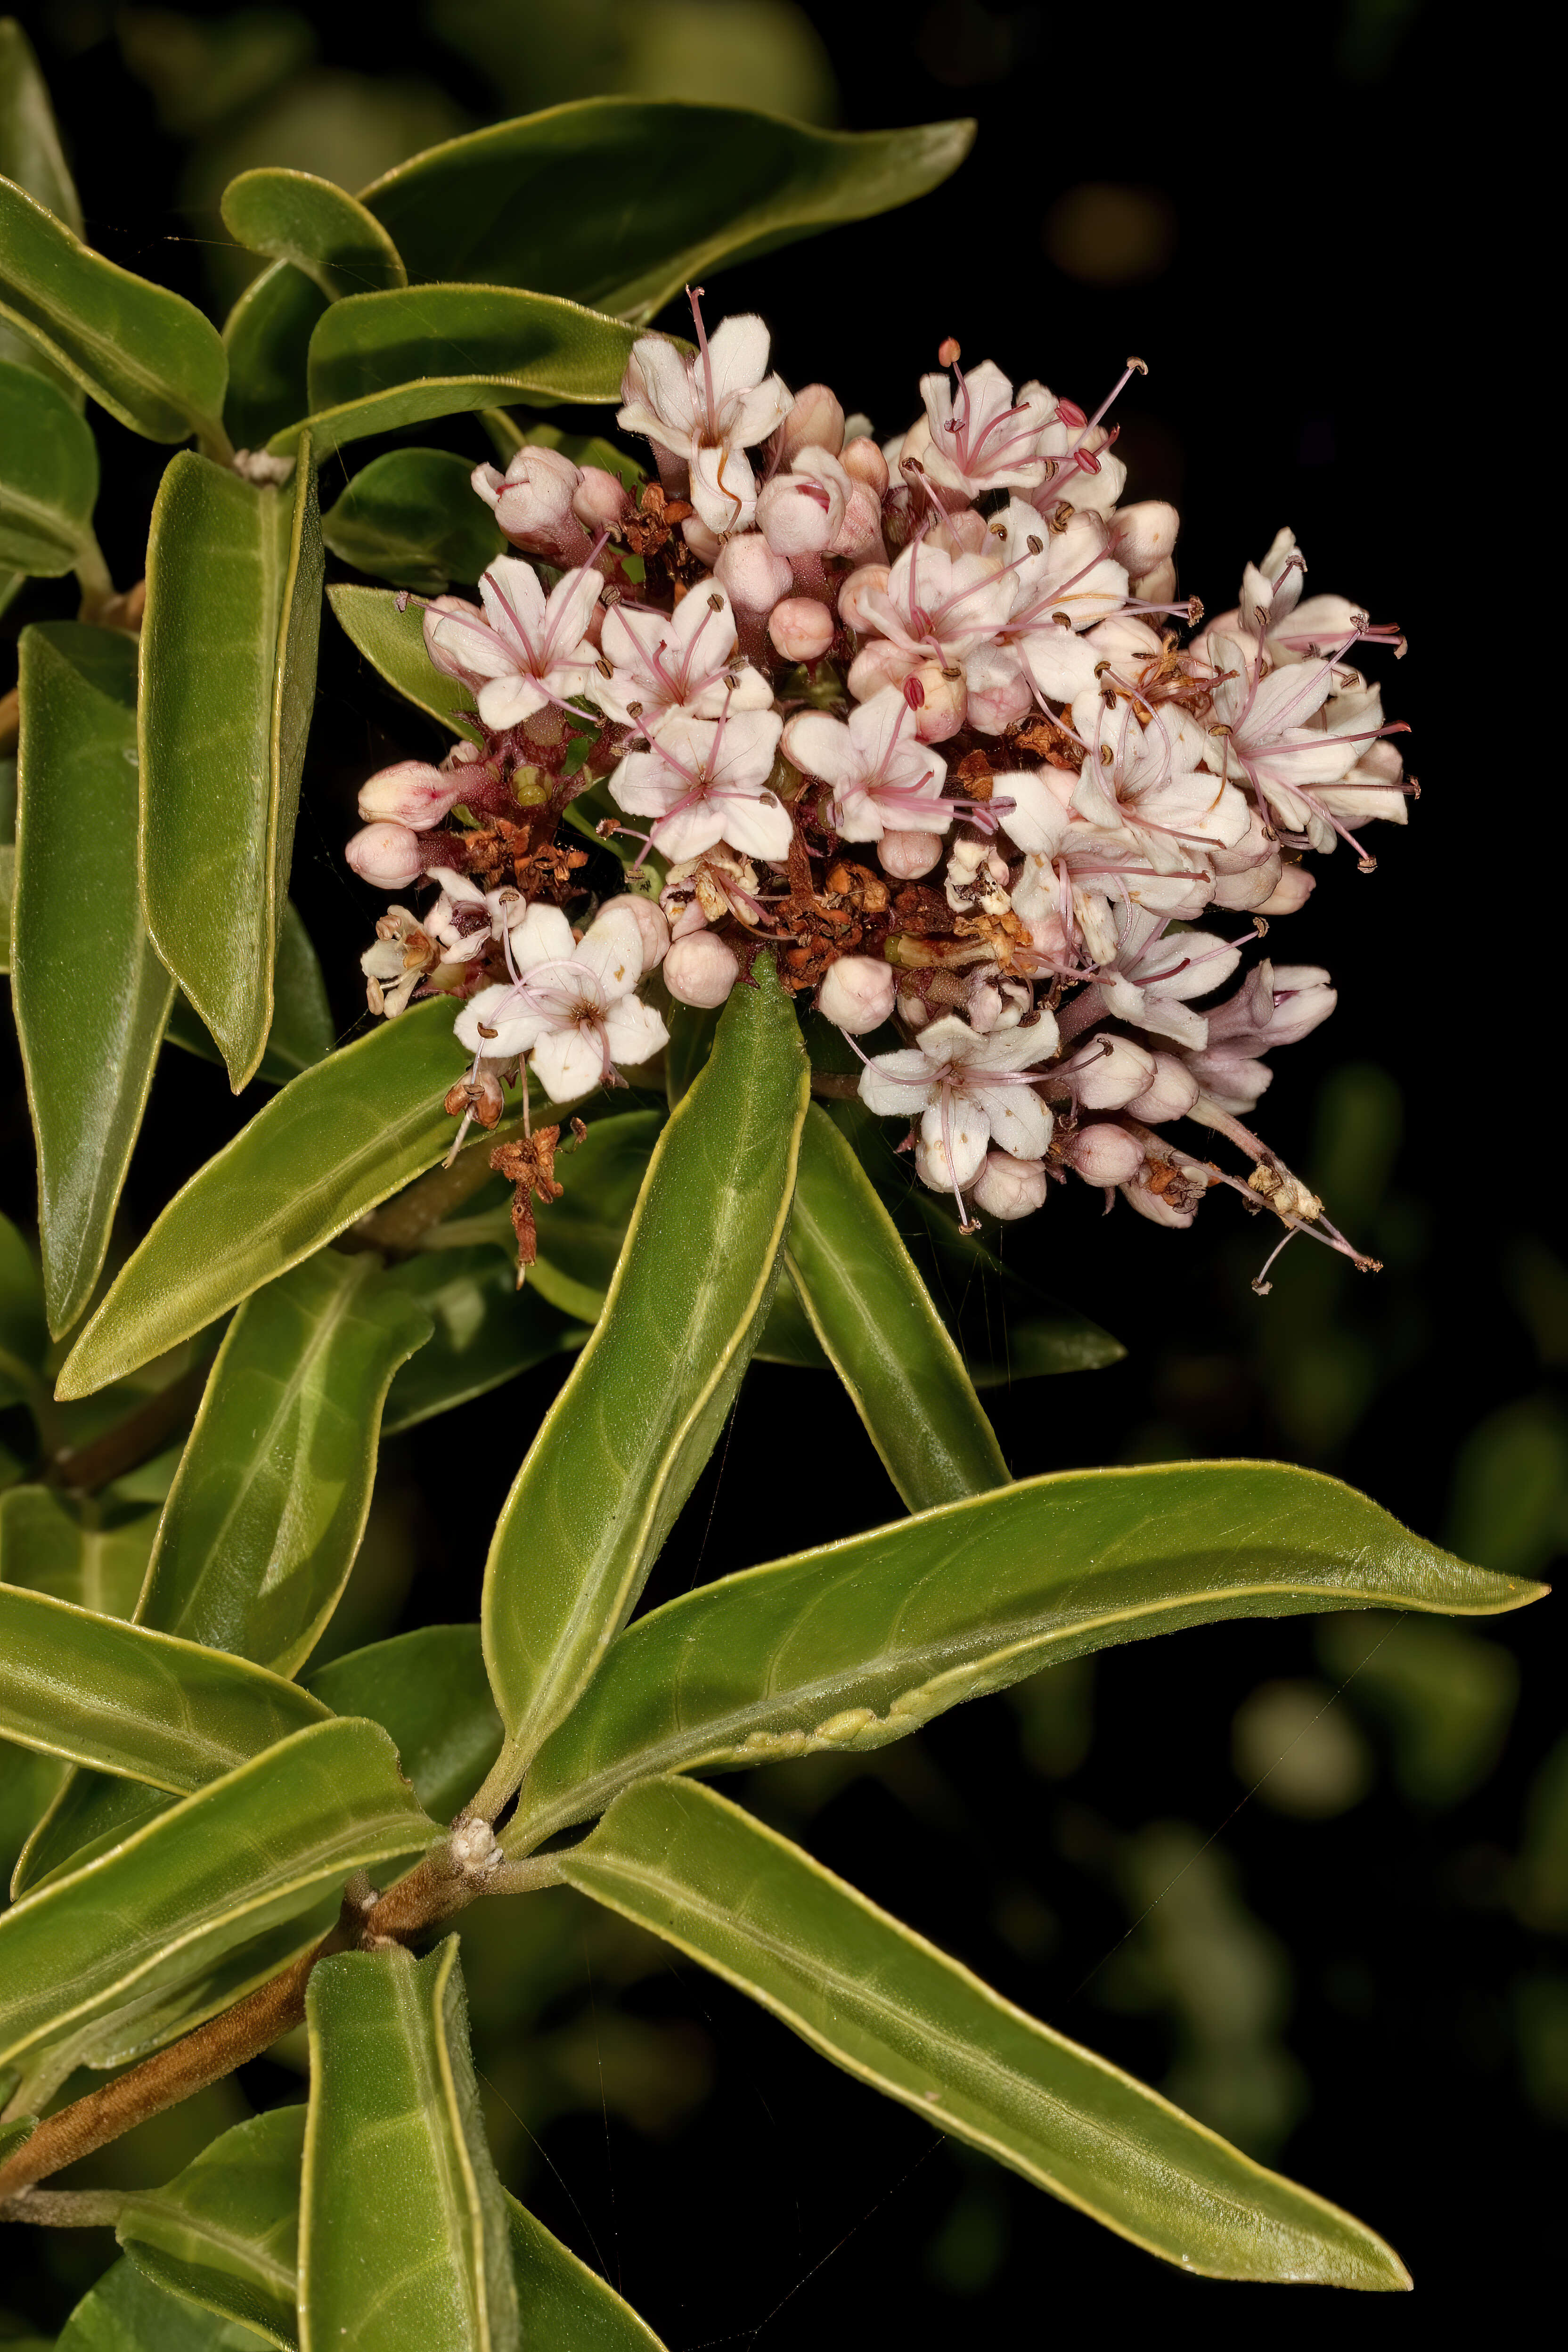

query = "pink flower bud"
830;484;887;568
1066;1034;1156;1109
768;597;835;662
972;1151;1048;1220
597;891;669;974
572;466;634;534
682;514;724;566
423;594;485;683
1064;1124;1144;1187
878;830;943;880
841;437;889;497
346;821;425;887
1126;1053;1200;1123
664;931;741;1007
817;953;895;1033
902;661;966;743
778;384;846;462
839;563;891;633
715;532;793;613
1110;500;1179;582
356;759;463;831
483;447;592;562
756;448;849;556
1255;865;1316;916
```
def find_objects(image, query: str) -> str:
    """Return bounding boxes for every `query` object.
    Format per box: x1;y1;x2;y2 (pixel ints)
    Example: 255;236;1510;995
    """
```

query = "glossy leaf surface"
327;582;480;737
301;1939;518;2351
481;963;808;1783
0;1484;156;1617
506;2196;666;2350
562;1777;1411;2288
0;358;98;572
515;1462;1543;1845
380;1246;586;1434
0;1718;434;2073
321;448;505;592
0;1583;327;1787
120;2107;304;2349
58;2255;273;2350
0;178;227;440
164;904;336;1089
221;168;406;300
273;286;639;458
785;1104;1008;1509
56;1002;545;1398
305;1626;502;1822
222;261;327;452
358;100;975;321
12;1770;171;1901
139;441;324;1090
0;22;82;235
11;623;175;1335
136;1249;432;1676
525;1110;665;1321
0;1209;49;1411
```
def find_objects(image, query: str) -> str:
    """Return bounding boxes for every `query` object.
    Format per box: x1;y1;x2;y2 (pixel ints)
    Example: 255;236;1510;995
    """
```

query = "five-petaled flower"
424;558;602;731
609;707;788;861
616;308;792;535
857;1012;1060;1220
455;905;669;1101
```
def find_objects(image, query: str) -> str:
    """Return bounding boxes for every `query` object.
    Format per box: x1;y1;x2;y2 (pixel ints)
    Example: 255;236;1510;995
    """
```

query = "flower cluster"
347;301;1410;1284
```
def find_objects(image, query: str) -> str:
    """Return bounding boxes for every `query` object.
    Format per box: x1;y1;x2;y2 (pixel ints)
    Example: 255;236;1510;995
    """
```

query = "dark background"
4;2;1560;2344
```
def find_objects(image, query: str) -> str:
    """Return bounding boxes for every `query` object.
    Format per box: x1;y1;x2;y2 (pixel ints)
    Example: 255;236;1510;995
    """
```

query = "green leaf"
486;413;644;490
560;1776;1411;2288
357;100;975;322
480;961;808;1791
0;1718;436;2075
135;1249;433;1677
0;1210;49;1413
305;1626;502;1822
0;1485;157;1615
272;285;640;459
0;177;227;441
327;581;481;738
301;1938;518;2352
0;358;98;572
0;1582;327;1788
526;1109;666;1320
0;17;86;402
11;1769;170;1900
785;1104;1008;1509
513;1462;1545;1848
11;623;176;1335
57;2254;275;2350
379;1248;586;1435
139;438;324;1090
222;261;327;454
321;448;506;593
54;1001;544;1401
120;2107;304;2350
0;2112;36;2168
221;168;407;302
164;904;337;1089
505;2195;667;2350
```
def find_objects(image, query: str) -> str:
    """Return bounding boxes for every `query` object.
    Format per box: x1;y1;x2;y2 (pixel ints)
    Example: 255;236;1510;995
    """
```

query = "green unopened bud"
512;766;548;807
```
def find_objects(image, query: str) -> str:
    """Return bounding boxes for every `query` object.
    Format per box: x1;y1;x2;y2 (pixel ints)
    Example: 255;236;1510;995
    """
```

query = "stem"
72;538;115;622
46;1350;215;1495
345;1136;503;1257
0;2187;129;2229
195;416;237;466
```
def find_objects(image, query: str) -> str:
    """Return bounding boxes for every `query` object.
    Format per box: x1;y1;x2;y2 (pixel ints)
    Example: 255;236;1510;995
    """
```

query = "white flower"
858;1012;1058;1208
1094;906;1243;1050
992;505;1130;701
609;707;788;861
912;359;1055;499
756;444;851;555
783;696;951;841
1202;633;1361;846
858;534;1015;670
454;904;668;1101
595;584;770;731
1069;686;1250;874
616;313;792;534
424;557;602;731
423;866;523;964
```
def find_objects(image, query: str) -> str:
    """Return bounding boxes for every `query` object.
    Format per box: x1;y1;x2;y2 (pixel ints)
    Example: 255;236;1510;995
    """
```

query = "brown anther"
1126;355;1148;375
596;657;614;677
707;590;724;611
938;335;962;366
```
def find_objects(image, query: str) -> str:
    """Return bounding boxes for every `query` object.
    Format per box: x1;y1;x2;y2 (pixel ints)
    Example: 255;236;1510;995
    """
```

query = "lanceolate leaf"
56;1002;556;1399
223;261;327;453
58;2252;281;2350
480;962;808;1791
0;1718;436;2075
379;1246;586;1435
0;359;98;573
13;1772;171;1900
512;1462;1544;1847
357;100;976;322
0;18;86;401
163;903;337;1088
525;1109;666;1321
0;1212;49;1413
560;1777;1412;2289
0;178;227;441
270;285;639;458
305;1626;502;1822
12;623;176;1336
321;448;506;593
0;1584;327;1788
506;2196;668;2350
0;1484;156;1617
301;1939;519;2352
135;1249;433;1677
138;439;324;1090
221;168;406;301
327;582;480;737
120;2107;305;2350
785;1104;1009;1510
